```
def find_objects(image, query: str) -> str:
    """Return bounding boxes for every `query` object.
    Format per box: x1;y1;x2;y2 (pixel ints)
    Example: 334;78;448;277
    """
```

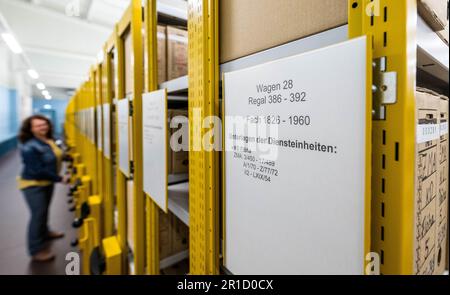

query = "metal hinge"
372;57;397;120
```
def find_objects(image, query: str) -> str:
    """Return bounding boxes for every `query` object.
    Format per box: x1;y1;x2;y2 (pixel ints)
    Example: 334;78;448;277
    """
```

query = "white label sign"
224;37;368;274
142;90;168;212
117;99;130;177
417;124;440;143
96;105;103;151
103;103;111;159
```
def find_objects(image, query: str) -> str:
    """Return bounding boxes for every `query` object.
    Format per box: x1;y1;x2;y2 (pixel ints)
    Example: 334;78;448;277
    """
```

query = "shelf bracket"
373;56;397;120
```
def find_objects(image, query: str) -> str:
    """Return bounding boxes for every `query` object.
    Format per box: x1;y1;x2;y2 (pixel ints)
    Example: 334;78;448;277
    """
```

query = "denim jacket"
20;137;62;182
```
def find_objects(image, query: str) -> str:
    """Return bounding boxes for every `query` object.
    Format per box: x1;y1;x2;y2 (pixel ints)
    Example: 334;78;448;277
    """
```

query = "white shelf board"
157;0;187;21
220;25;348;74
168;181;189;226
159;75;188;94
160;249;189;270
417;16;449;83
168;95;188;102
150;0;187;21
168;173;189;184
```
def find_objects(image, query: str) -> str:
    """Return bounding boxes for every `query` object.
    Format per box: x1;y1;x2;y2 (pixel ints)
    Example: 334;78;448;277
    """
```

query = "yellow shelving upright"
89;68;99;196
143;0;160;275
349;0;426;274
115;0;145;275
103;31;117;240
64;98;76;149
94;62;105;241
187;0;220;275
94;30;126;275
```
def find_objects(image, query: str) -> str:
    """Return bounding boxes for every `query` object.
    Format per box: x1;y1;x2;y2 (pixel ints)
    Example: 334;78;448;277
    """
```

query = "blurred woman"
17;115;68;262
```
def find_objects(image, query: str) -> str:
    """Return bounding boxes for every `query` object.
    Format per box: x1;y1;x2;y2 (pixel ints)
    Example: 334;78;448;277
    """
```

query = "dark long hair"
18;115;54;143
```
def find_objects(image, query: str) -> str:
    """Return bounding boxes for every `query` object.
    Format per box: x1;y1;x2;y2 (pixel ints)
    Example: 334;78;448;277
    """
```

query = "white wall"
15;72;33;121
0;41;33;141
0;43;14;88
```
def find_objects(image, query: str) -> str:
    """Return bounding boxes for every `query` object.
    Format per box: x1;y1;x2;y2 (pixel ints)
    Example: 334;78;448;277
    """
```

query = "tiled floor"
0;150;78;275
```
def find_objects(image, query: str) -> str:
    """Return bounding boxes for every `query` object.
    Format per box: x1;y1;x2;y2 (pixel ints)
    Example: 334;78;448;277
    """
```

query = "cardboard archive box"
414;88;448;275
169;109;189;174
418;0;449;31
158;25;168;84
167;26;188;80
219;0;348;63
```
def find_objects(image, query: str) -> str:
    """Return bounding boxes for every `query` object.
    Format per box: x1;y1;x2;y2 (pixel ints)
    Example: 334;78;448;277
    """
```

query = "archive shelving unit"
186;0;449;275
65;0;449;275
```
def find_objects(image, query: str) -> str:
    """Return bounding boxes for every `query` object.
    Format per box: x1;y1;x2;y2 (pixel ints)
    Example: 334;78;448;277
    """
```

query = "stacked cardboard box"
168;109;189;174
219;0;347;63
437;22;449;44
156;25;188;83
414;88;449;275
418;0;449;31
159;210;189;260
157;25;167;84
171;213;189;253
159;209;172;259
167;26;188;80
436;96;449;274
418;0;449;44
128;25;180;89
170;109;189;174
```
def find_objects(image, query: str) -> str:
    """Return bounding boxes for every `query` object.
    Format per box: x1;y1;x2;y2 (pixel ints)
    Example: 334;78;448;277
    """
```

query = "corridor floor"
0;150;78;275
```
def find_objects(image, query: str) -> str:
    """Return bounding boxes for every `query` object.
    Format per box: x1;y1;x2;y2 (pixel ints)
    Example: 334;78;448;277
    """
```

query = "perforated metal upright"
143;0;160;275
349;0;417;274
188;0;220;275
83;73;97;195
87;70;98;195
94;62;104;238
103;31;117;240
116;0;145;275
64;98;76;148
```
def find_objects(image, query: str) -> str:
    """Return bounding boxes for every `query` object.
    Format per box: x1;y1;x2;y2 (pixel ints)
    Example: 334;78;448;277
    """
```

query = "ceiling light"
1;33;23;54
36;83;46;90
27;69;39;79
42;90;49;96
43;104;52;110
